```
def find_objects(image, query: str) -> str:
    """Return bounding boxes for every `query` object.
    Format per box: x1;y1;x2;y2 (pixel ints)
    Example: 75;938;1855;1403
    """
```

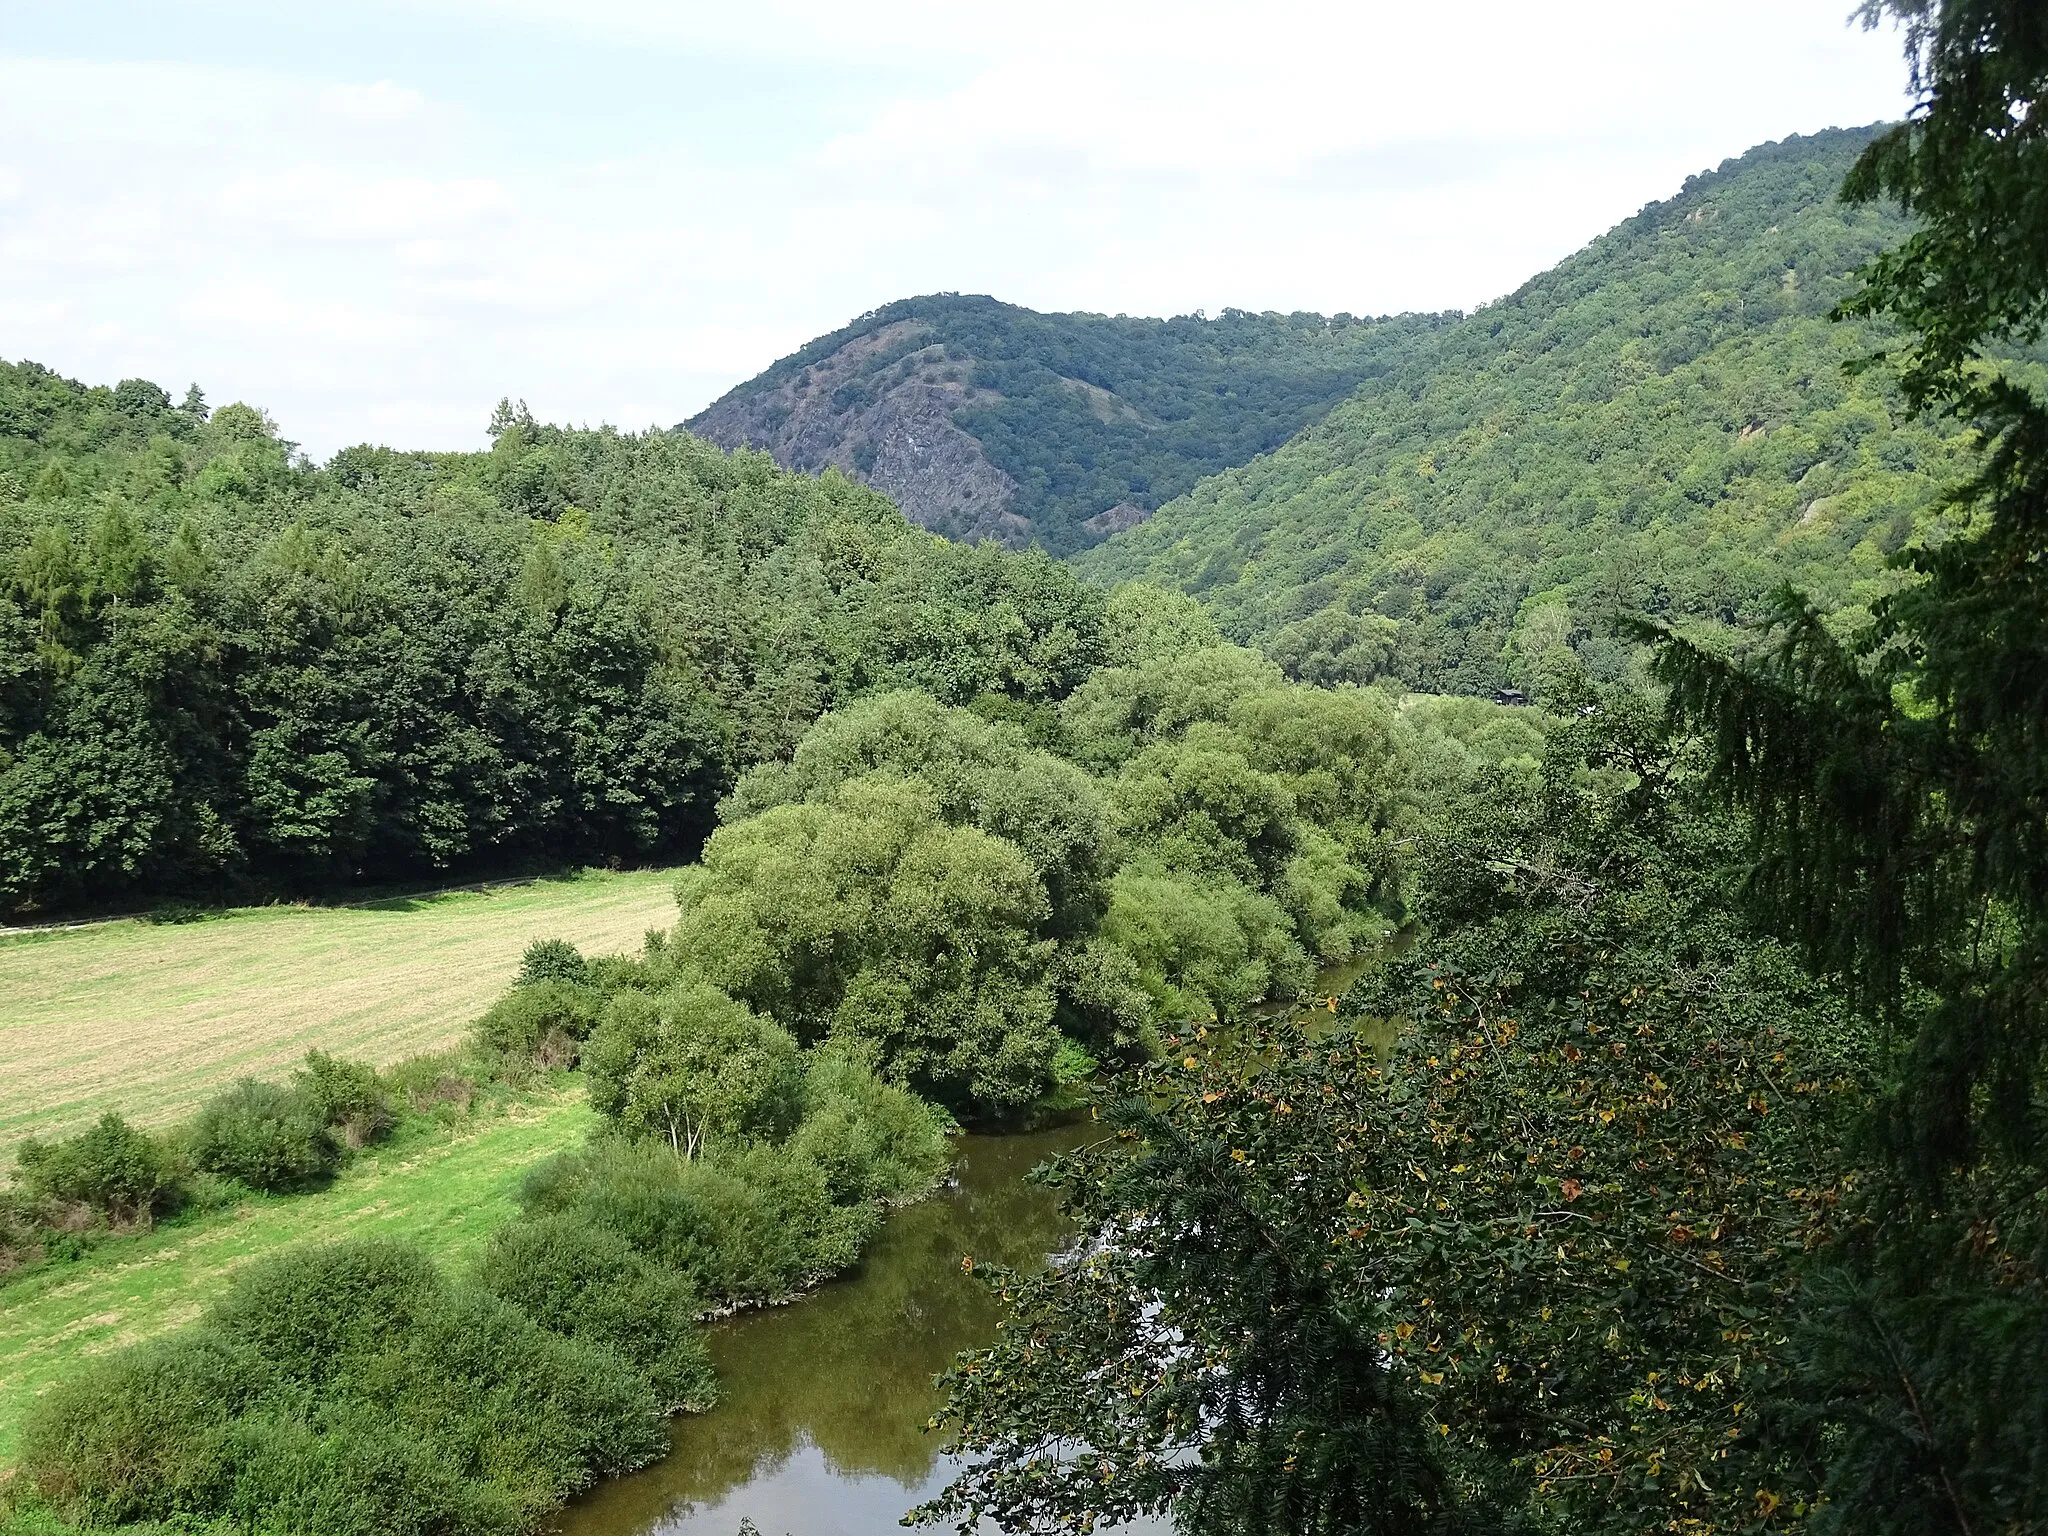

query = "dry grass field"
0;869;679;1152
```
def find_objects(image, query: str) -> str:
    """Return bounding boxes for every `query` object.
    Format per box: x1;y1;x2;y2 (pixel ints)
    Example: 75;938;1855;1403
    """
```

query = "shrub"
25;1234;669;1535
582;979;805;1155
294;1050;394;1147
189;1079;338;1192
207;1239;445;1387
585;950;660;995
15;1113;184;1224
0;1193;41;1275
18;1329;270;1522
786;1050;952;1206
377;1050;493;1112
1049;937;1158;1065
520;1139;876;1307
475;1212;716;1413
516;937;588;989
1099;867;1312;1022
387;1286;669;1500
471;980;597;1067
223;1406;520;1536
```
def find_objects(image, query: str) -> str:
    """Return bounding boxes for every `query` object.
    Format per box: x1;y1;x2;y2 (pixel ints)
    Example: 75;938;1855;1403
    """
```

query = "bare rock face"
686;321;1029;546
1081;502;1151;539
682;293;1417;555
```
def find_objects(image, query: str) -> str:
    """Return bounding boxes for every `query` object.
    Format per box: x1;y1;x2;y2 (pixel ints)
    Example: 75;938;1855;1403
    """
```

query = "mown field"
0;1090;597;1464
0;869;678;1152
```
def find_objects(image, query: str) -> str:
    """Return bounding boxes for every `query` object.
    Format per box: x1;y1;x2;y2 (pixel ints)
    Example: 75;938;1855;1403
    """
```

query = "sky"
0;1;1913;460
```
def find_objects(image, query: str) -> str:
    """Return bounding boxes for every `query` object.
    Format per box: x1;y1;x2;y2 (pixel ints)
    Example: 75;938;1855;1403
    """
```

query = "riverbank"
554;1121;1115;1536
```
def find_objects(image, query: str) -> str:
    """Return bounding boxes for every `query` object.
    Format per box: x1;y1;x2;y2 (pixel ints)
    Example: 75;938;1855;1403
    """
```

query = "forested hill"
1078;127;1983;697
0;377;1106;916
683;297;1448;554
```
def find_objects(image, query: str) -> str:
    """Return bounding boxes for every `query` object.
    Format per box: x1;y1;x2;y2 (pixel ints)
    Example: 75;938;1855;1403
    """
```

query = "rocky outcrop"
686;321;1029;546
682;293;1415;555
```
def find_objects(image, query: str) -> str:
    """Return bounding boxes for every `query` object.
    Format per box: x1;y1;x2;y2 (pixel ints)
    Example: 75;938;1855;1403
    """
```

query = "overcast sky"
1;1;1911;459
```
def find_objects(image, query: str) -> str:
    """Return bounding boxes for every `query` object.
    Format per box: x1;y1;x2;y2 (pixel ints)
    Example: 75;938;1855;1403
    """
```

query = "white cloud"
0;0;1910;457
216;169;506;240
319;79;426;124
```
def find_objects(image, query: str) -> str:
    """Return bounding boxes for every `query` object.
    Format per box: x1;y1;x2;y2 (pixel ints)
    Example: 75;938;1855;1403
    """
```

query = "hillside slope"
684;296;1447;553
1079;128;1983;696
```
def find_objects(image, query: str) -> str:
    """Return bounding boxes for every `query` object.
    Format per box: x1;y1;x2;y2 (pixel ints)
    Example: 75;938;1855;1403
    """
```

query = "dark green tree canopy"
0;380;1115;916
1841;0;2048;400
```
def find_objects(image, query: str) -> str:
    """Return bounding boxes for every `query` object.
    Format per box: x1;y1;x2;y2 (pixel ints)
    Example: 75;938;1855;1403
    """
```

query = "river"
554;1119;1165;1536
557;939;1412;1536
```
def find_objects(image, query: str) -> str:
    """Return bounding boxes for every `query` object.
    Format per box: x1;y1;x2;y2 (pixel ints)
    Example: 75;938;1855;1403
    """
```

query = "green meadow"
0;869;678;1152
0;1090;597;1465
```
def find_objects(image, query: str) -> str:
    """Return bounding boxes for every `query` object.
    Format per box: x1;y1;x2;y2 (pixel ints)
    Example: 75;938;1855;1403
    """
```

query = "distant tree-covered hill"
0;371;1107;916
683;297;1448;554
1079;127;1992;696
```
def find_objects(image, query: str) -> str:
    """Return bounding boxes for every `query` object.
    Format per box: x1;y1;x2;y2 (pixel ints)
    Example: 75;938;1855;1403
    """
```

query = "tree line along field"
0;868;678;1153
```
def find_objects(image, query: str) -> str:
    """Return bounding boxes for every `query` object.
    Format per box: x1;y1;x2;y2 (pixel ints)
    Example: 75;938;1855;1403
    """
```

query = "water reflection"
559;941;1414;1536
1249;925;1417;1023
555;1122;1149;1536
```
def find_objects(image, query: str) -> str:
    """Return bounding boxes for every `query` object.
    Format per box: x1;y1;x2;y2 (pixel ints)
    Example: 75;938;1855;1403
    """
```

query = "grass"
0;1089;598;1465
0;868;678;1152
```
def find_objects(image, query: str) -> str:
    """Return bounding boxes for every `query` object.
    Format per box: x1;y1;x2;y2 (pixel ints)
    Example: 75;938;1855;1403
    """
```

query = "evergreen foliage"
1634;8;2048;1529
921;702;1878;1535
1838;0;2048;402
927;24;2048;1534
23;95;2046;1536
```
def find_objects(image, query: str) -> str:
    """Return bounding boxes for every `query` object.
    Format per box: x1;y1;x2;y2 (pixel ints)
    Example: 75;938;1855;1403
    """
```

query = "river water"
557;938;1412;1536
554;1119;1163;1536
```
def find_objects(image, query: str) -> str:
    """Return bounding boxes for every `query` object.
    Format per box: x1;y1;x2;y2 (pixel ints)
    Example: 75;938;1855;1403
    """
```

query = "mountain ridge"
683;295;1450;553
1078;125;1980;696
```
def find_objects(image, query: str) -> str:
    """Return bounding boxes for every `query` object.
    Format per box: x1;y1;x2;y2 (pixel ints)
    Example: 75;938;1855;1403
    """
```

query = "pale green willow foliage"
722;689;1114;939
1059;643;1410;1016
664;641;1431;1111
582;979;804;1158
675;778;1062;1116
